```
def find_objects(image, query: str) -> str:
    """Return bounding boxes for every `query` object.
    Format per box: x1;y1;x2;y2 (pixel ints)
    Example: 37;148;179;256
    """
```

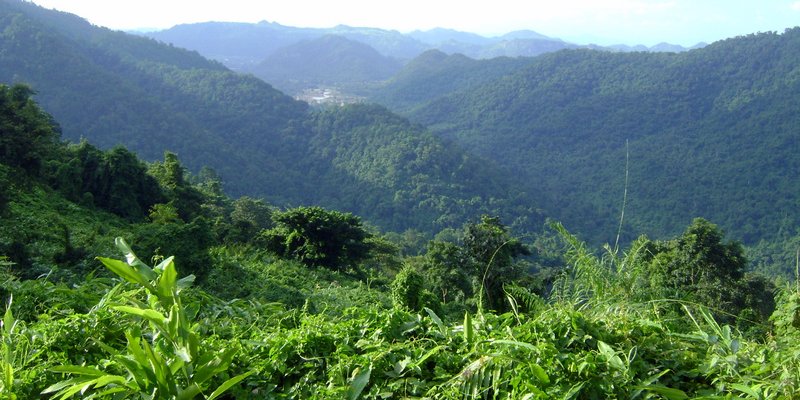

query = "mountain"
0;0;545;234
407;28;494;46
372;50;534;113
407;28;580;59
500;30;554;41
250;35;403;95
145;21;428;71
401;29;800;246
145;22;695;71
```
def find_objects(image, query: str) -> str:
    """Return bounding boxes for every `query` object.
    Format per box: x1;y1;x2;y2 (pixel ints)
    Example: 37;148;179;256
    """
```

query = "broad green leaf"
115;237;153;272
115;356;151;389
530;363;550;385
50;365;106;377
41;377;86;395
635;384;689;400
98;257;155;291
156;256;177;301
54;377;103;400
207;370;256;400
424;307;446;335
490;339;538;352
3;295;14;336
153;255;174;272
562;382;585;399
597;341;614;357
84;386;129;399
346;367;371;400
464;312;474;346
177;275;196;290
177;383;202;400
411;345;443;369
2;362;13;389
91;375;128;388
113;306;167;330
730;383;760;398
194;347;237;384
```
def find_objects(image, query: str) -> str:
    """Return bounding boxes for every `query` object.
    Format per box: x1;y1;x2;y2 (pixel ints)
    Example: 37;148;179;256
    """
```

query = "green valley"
1;0;800;398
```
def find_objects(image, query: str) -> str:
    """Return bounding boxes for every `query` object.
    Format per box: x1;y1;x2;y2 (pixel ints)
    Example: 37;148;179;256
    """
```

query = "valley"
1;0;799;398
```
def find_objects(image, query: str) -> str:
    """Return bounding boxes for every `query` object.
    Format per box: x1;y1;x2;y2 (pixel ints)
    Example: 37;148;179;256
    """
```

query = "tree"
148;152;204;221
420;216;530;311
96;146;164;220
462;216;531;311
227;196;273;243
420;240;473;303
647;218;772;323
0;83;59;175
260;206;373;271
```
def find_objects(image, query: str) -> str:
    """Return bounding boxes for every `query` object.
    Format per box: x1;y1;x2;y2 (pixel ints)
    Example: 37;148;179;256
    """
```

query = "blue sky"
30;0;800;46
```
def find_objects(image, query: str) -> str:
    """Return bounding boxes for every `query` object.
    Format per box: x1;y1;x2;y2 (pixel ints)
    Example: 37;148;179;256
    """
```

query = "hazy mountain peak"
498;30;553;41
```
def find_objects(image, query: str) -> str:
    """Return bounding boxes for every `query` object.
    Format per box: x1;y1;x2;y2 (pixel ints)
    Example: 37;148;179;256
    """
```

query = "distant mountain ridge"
143;22;698;72
249;35;404;95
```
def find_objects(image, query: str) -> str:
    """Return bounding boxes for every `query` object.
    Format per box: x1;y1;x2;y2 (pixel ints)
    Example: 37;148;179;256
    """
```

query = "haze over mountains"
2;0;799;273
144;21;702;75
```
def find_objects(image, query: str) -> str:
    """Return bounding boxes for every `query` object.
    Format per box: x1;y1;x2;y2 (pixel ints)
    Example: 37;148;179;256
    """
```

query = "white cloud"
791;1;800;11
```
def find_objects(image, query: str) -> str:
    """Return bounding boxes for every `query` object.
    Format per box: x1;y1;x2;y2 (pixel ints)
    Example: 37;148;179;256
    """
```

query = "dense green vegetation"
0;0;546;237
250;35;403;95
383;29;800;276
372;50;534;114
2;80;799;399
2;2;800;397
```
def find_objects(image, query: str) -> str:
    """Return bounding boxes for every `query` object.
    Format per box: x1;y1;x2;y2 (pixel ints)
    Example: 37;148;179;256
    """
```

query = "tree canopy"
260;206;374;271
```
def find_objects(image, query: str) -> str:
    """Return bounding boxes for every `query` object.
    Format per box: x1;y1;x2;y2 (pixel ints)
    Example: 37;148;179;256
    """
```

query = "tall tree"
260;206;373;271
0;83;59;174
462;216;531;310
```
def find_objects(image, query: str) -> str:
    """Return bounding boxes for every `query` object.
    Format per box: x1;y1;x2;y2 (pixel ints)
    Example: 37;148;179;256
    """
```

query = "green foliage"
46;141;165;220
390;266;425;311
148;152;206;222
645;218;775;324
260;206;373;271
0;83;58;175
403;29;800;250
463;216;531;311
42;238;252;399
0;295;43;399
1;4;799;397
419;240;473;304
374;50;532;114
251;34;402;95
130;217;214;281
225;196;273;243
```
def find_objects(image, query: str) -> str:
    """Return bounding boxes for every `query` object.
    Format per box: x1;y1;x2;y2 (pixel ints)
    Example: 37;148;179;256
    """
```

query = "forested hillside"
2;3;800;397
372;50;533;113
249;35;403;95
0;0;546;235
391;29;800;268
3;80;799;399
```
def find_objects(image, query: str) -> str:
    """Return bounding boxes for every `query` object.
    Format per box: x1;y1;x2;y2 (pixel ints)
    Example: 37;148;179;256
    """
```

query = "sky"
28;0;800;46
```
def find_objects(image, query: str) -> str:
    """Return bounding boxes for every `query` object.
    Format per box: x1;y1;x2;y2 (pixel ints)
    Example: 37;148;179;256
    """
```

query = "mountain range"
0;0;544;235
143;21;701;96
1;0;798;266
388;33;800;245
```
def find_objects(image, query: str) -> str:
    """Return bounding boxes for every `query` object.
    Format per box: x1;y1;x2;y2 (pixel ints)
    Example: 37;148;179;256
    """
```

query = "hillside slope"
407;30;800;245
372;50;534;113
0;0;545;234
250;35;403;95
